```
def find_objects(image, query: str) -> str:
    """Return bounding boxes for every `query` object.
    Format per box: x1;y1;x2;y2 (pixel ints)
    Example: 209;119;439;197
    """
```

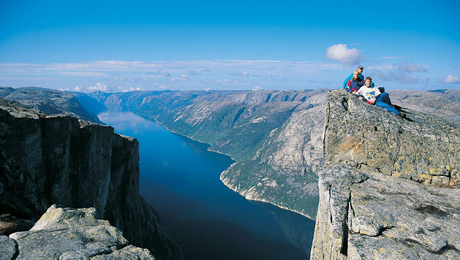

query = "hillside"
0;87;101;123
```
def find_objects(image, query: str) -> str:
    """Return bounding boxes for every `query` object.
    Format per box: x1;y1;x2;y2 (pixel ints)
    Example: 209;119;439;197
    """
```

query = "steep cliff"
0;101;183;260
3;205;155;260
311;90;460;259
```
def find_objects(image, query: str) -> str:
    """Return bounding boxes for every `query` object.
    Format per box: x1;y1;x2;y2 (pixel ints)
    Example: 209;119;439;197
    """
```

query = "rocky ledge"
311;90;460;259
2;205;155;260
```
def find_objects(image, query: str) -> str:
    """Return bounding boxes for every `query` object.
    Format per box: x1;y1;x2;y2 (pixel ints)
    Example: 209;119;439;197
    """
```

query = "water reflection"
255;202;316;257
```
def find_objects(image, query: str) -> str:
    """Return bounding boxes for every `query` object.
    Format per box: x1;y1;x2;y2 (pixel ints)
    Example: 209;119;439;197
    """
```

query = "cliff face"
0;102;182;260
3;205;155;260
311;90;460;259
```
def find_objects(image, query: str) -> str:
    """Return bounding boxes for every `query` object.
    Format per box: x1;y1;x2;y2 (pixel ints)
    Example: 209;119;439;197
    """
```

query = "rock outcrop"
311;90;460;259
324;90;459;186
0;102;183;260
4;205;155;260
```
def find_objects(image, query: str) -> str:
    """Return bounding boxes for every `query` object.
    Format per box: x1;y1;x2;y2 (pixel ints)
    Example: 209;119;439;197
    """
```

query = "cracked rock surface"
311;90;460;259
312;166;460;259
6;205;155;260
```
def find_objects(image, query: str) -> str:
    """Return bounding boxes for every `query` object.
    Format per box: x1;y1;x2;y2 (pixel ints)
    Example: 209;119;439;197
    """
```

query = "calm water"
99;111;315;260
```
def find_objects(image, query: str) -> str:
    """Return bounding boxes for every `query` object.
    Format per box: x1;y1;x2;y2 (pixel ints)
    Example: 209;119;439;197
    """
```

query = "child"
356;77;405;117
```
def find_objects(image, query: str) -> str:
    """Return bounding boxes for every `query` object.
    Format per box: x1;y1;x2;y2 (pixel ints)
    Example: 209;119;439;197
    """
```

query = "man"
344;70;364;94
343;65;365;89
356;76;405;117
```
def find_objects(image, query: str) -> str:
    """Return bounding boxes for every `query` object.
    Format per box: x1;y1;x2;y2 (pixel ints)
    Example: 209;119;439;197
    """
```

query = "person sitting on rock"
343;65;365;89
356;77;405;117
344;70;364;94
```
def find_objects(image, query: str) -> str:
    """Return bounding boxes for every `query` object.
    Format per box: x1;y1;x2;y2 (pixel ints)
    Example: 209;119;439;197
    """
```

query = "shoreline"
135;111;316;221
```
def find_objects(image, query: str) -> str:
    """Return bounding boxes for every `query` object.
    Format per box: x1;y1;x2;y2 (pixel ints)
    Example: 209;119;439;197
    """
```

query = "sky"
0;0;459;92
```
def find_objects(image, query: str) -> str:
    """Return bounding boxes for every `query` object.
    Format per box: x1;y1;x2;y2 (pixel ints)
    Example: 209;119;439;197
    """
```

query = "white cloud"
58;71;107;77
398;63;427;73
88;82;110;91
160;70;170;77
0;60;348;90
444;75;460;84
326;44;362;65
380;56;410;60
74;86;82;92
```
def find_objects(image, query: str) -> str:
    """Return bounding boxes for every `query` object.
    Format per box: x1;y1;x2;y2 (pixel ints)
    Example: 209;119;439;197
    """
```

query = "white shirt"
356;86;381;101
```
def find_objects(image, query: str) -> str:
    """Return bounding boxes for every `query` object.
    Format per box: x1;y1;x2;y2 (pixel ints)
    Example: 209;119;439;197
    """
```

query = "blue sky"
1;0;459;92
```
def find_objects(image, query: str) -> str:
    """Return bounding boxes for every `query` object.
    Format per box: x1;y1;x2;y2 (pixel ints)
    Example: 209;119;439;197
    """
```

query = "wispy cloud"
326;44;362;65
380;56;411;60
372;63;428;84
0;59;436;91
58;71;108;77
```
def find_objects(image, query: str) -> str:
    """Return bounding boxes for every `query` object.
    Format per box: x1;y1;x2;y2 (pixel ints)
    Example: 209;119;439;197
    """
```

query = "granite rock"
8;205;155;260
311;90;460;259
324;90;460;186
311;165;460;260
0;235;17;260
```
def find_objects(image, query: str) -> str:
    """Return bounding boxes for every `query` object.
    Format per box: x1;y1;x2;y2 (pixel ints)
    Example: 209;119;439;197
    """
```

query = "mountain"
388;89;460;118
311;90;460;259
0;87;102;123
0;100;183;260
